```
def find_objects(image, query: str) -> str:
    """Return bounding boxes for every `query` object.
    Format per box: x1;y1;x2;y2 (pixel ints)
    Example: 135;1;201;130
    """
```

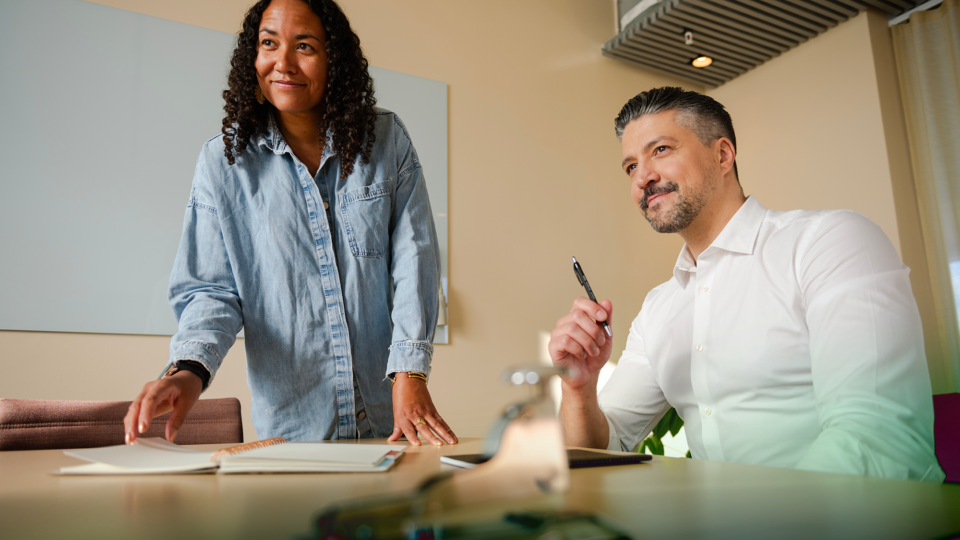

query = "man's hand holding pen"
550;256;614;392
548;297;614;392
549;256;615;448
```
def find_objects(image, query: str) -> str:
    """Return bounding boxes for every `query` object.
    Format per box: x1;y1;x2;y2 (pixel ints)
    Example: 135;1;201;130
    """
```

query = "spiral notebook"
54;437;405;475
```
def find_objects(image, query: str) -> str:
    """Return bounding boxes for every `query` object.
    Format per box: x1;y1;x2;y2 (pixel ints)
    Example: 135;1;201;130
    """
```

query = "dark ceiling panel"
663;8;788;55
603;0;923;88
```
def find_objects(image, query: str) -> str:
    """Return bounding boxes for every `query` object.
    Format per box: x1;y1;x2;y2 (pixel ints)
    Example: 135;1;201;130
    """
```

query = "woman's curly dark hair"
221;0;377;179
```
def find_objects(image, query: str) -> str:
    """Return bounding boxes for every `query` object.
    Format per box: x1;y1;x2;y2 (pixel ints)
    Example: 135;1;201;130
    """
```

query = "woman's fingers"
388;412;457;446
426;415;458;444
388;415;422;446
125;384;168;444
399;418;421;446
137;385;177;436
123;397;142;444
390;376;458;446
123;372;202;444
414;416;444;446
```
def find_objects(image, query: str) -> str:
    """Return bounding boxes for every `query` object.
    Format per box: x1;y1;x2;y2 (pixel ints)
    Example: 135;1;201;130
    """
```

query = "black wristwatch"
164;361;211;390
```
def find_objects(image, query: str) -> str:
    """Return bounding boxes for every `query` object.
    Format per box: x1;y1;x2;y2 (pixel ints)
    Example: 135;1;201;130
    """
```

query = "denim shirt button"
357;411;366;420
323;201;329;210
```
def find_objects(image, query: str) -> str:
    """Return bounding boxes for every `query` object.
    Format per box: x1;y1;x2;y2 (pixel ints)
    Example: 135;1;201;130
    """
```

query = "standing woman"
124;0;457;446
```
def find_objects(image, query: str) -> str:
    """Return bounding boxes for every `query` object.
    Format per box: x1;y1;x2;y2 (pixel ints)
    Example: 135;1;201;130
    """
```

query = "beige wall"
0;0;689;441
2;3;941;442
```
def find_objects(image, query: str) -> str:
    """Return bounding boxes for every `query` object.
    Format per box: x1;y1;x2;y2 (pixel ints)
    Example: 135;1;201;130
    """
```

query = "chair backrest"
934;393;960;483
0;398;243;450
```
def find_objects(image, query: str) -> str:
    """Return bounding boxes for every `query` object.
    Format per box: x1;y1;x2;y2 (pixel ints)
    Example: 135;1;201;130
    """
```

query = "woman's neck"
275;109;326;177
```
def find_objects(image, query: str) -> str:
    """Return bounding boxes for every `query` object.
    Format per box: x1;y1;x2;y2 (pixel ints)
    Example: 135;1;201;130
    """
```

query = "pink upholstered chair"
0;398;243;450
934;393;960;483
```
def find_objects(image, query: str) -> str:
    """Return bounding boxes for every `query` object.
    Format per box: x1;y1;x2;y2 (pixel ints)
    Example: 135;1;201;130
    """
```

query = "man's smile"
646;191;670;208
640;182;678;211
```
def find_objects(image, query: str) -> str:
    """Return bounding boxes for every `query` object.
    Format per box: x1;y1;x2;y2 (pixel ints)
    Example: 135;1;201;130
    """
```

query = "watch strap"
165;361;211;390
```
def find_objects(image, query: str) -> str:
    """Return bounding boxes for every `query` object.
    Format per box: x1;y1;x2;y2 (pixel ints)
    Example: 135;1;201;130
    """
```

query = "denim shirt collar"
255;112;286;154
256;111;336;163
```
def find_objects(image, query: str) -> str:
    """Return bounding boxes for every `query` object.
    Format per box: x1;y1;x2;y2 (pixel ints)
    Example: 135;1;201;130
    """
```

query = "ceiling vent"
603;0;928;88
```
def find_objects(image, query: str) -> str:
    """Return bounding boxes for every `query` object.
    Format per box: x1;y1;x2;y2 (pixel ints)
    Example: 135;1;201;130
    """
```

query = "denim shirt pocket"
338;180;393;258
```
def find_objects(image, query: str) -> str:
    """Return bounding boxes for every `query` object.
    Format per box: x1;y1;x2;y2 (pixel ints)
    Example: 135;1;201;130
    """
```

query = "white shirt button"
700;286;709;293
704;407;713;416
323;201;330;210
696;344;704;352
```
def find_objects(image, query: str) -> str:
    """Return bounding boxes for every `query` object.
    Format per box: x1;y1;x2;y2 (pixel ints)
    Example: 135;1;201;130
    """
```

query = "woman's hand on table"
387;373;458;446
123;370;203;444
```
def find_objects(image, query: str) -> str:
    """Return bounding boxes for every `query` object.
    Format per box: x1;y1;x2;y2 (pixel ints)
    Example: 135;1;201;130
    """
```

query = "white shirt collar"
673;196;767;286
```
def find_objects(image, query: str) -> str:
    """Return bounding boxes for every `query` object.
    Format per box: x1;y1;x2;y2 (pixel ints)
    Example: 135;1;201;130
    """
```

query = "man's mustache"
640;182;678;211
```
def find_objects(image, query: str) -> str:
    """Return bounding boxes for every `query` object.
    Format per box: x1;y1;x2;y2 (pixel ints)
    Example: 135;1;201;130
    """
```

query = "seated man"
549;87;944;481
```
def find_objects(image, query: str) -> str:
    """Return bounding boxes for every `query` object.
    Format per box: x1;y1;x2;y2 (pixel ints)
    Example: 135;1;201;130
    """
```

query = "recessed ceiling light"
691;55;713;68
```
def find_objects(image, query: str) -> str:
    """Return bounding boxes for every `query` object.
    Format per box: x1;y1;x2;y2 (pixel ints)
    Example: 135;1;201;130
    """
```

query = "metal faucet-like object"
481;366;568;468
310;365;573;539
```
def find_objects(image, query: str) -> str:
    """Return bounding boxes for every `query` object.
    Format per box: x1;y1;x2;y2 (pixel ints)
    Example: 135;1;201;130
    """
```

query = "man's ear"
716;137;736;176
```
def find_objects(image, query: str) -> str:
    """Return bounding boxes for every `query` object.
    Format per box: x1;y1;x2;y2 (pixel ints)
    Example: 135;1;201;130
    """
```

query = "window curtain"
892;0;960;394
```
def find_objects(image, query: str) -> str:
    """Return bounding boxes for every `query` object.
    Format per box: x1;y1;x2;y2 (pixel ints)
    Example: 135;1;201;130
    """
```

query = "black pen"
572;257;612;337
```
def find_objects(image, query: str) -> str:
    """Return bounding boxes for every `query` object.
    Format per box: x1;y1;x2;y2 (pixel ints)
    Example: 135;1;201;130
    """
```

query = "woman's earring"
255;86;265;105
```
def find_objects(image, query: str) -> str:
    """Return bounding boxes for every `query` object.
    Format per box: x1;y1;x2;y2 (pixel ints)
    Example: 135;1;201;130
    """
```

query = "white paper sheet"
62;438;215;472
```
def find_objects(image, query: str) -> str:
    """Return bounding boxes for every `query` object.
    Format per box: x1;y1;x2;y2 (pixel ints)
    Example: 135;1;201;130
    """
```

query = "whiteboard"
0;0;448;339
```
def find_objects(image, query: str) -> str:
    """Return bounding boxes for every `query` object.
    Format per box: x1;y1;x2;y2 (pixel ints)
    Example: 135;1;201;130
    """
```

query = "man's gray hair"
615;87;739;179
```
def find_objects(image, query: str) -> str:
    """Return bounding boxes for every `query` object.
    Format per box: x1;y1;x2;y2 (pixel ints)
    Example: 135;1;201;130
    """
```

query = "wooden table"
1;438;958;539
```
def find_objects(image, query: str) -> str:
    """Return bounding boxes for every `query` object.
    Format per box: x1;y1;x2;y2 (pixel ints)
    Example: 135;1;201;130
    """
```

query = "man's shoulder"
763;206;861;231
757;205;902;296
761;207;885;251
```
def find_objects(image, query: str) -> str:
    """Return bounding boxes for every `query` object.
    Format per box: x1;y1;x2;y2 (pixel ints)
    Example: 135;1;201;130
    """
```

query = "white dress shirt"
599;196;944;481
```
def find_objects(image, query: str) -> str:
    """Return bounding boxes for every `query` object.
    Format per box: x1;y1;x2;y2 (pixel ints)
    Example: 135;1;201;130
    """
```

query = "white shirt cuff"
605;414;625;451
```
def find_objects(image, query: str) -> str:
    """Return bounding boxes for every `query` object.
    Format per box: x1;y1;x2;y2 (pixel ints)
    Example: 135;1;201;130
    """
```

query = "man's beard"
640;180;709;234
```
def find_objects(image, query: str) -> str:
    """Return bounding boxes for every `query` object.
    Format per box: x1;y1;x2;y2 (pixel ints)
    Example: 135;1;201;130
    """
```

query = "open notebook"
54;437;405;475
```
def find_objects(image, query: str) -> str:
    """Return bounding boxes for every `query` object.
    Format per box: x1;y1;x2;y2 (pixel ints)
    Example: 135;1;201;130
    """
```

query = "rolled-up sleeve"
796;211;943;481
384;117;440;378
164;146;243;386
598;314;670;452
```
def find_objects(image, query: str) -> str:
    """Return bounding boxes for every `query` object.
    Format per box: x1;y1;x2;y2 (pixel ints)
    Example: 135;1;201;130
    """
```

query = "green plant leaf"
652;437;664;455
635;407;686;456
638;436;664;456
651;408;685;439
652;409;670;439
668;408;684;437
650;436;665;455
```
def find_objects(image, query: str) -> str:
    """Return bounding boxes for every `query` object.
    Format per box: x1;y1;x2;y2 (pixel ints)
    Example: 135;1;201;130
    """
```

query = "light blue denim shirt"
163;109;440;441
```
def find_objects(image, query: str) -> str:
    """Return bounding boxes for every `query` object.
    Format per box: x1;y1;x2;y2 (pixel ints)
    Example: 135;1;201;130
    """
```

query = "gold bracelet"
390;372;427;386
